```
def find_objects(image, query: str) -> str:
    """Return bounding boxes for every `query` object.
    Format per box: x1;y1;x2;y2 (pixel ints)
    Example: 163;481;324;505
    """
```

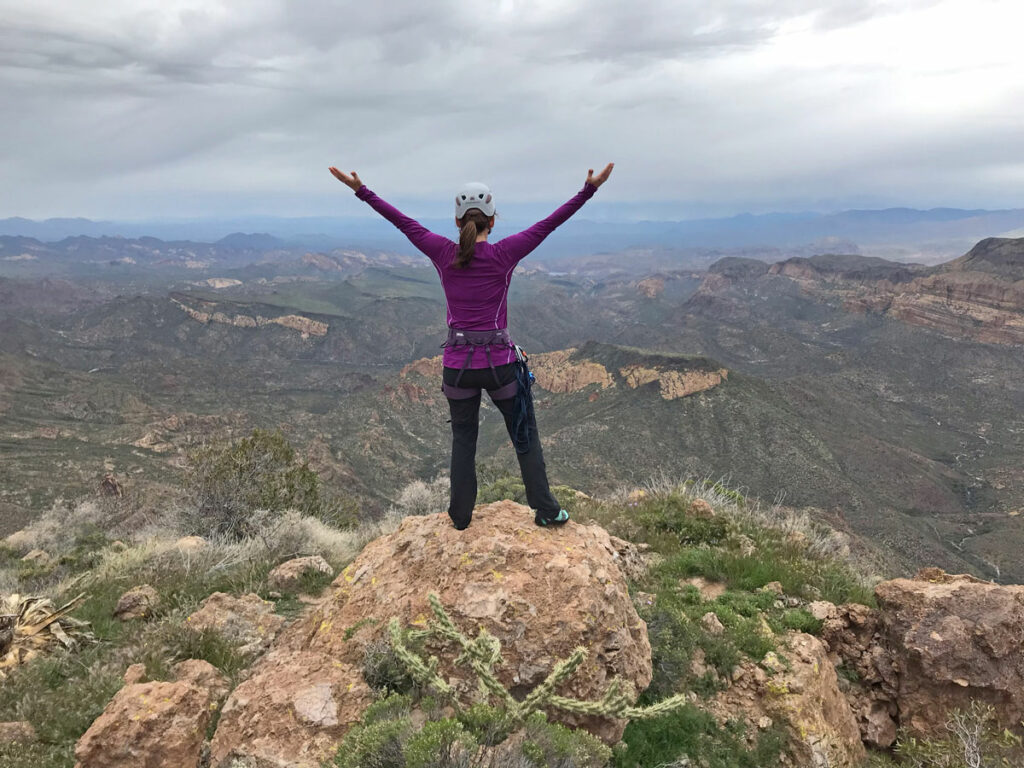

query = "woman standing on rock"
329;163;613;530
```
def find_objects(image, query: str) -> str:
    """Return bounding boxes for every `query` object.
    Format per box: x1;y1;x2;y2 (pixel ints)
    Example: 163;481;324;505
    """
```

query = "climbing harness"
440;327;517;400
440;329;536;455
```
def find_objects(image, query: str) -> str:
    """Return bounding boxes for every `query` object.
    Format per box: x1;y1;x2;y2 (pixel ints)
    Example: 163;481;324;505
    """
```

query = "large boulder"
209;501;652;767
712;632;866;768
0;721;37;744
875;570;1024;736
113;585;160;621
74;660;227;768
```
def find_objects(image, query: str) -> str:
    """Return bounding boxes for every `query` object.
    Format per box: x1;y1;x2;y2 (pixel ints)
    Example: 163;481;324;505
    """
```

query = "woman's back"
437;240;517;332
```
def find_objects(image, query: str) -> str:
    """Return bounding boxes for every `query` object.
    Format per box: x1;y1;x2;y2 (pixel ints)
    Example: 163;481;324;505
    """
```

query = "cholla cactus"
387;592;687;726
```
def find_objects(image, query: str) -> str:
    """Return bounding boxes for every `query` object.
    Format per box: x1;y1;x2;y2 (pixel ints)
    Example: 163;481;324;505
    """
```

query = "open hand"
586;163;614;188
329;167;363;191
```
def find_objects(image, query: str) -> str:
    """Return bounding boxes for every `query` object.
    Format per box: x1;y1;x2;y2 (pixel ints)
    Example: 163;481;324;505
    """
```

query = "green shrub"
0;647;122;748
520;712;612;768
0;743;75;768
186;428;326;539
622;494;730;552
404;720;477;768
615;706;786;768
457;703;517;746
336;716;411;768
333;696;611;768
137;624;253;682
779;609;822;635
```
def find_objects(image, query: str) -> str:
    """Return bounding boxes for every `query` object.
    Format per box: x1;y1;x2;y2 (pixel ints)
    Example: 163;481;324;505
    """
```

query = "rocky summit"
209;501;652;767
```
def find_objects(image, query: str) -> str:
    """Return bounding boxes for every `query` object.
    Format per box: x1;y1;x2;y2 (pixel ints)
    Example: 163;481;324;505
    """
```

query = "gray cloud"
1;0;1021;219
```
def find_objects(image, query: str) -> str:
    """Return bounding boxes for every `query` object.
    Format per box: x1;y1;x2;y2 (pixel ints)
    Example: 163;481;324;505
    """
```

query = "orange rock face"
771;240;1024;345
531;349;614;393
619;365;728;400
170;297;328;337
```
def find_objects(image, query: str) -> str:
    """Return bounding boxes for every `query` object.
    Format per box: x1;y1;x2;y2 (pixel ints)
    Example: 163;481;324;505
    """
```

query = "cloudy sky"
2;0;1023;220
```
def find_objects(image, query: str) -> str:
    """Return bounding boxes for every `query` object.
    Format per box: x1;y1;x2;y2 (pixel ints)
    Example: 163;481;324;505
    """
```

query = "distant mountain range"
2;206;1023;262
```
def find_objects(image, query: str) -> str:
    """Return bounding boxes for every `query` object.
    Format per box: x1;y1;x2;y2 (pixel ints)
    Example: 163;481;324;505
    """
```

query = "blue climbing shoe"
534;509;570;527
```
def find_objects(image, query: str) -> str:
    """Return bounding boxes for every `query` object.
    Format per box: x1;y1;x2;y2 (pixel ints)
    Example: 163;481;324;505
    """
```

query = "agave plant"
0;592;94;678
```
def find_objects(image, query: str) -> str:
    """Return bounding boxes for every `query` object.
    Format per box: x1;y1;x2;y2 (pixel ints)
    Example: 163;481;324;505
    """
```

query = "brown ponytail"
455;209;493;269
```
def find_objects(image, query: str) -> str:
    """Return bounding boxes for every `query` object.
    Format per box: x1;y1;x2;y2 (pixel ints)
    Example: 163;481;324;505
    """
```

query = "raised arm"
329;167;453;263
497;163;613;264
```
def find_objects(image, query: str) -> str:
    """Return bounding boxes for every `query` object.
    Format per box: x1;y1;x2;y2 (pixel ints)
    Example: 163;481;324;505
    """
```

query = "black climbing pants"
443;363;560;529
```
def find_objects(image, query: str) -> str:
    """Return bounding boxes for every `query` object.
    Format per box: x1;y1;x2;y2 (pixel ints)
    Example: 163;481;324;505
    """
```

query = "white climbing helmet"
454;182;495;219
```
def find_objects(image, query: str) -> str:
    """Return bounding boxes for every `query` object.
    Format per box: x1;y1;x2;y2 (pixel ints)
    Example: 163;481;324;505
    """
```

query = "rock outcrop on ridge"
817;569;1024;748
208;501;652;767
877;570;1024;735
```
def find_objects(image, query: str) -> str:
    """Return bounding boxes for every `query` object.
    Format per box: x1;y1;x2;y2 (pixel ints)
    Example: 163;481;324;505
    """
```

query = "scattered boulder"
713;632;866;768
701;611;725;635
20;549;51;566
689;498;715;518
267;556;334;594
113;585;159;621
0;721;37;744
75;675;220;768
684;577;727;601
185;593;284;656
210;501;651;766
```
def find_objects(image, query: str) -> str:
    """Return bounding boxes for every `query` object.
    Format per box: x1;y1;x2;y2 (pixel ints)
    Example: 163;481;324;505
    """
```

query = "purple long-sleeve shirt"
355;183;597;369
